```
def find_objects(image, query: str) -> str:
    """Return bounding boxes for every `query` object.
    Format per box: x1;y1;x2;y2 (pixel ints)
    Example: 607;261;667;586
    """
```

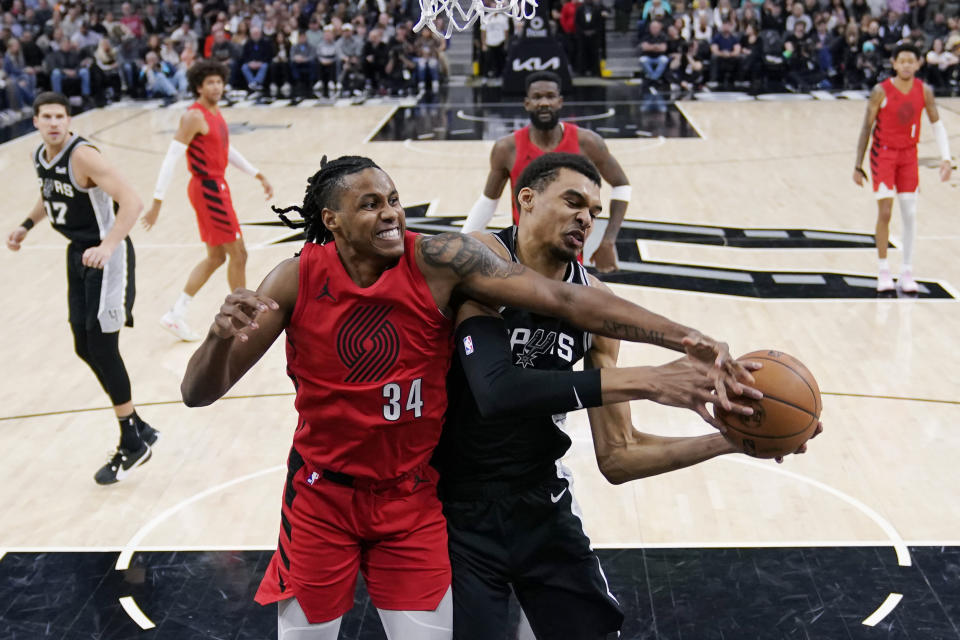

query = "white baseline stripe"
363;104;400;143
119;596;156;629
115;464;285;570
862;593;903;626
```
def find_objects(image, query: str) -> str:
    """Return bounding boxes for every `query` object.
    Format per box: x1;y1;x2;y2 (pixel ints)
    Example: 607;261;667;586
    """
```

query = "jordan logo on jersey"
336;305;400;383
315;277;337;302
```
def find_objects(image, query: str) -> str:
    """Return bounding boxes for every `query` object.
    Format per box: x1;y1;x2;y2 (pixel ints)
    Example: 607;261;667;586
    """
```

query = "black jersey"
436;226;593;485
34;134;117;248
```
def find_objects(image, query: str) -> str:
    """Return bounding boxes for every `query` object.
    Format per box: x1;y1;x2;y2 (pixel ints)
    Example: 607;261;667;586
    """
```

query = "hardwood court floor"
1;96;958;638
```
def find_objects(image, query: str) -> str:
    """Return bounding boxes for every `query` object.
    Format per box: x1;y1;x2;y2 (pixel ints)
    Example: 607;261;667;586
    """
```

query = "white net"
413;0;538;38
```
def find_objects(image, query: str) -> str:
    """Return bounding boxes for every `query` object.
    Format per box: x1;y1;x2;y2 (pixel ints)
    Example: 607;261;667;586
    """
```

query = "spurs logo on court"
336;305;400;383
514;328;557;368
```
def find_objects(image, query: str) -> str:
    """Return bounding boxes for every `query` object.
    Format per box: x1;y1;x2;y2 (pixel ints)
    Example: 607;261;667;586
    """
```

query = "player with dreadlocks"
180;154;758;639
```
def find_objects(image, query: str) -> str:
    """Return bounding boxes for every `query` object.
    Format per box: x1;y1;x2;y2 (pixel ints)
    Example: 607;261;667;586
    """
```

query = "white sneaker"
160;311;202;341
876;268;895;292
898;269;919;293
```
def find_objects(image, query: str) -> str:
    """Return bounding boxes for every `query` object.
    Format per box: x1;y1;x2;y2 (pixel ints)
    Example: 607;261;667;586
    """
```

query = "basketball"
714;350;822;459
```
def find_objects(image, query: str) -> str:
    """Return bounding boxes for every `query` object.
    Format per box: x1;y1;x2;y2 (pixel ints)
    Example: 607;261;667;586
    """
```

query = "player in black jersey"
435;153;822;639
5;92;159;485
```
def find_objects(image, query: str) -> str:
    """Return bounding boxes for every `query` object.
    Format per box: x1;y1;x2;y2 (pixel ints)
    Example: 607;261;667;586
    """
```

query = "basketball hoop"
413;0;538;38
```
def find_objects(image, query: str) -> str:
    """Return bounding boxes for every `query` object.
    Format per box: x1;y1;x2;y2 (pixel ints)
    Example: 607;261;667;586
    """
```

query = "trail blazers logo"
337;305;399;383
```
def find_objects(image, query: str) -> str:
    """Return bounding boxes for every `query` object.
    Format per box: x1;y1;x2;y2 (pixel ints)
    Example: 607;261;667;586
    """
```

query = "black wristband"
20;218;35;231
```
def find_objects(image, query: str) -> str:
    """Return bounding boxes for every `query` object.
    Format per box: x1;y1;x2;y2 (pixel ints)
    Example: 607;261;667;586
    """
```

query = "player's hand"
6;226;28;251
142;200;161;230
650;355;759;431
852;167;867;186
589;241;618;273
681;331;761;412
774;421;823;463
82;242;117;268
258;174;274;200
940;159;952;182
212;288;280;342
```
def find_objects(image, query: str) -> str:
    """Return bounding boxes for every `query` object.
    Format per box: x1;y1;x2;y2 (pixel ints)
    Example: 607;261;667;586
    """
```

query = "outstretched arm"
228;145;274;199
853;84;884;186
418;232;756;409
6;198;45;251
583;130;630;273
924;83;953;182
181;258;296;407
72;145;143;268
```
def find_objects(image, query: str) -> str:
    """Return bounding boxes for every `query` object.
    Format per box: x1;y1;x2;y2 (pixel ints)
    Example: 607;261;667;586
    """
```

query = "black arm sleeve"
456;315;603;421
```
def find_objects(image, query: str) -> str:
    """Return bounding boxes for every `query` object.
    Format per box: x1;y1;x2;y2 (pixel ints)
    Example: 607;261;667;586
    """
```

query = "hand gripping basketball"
681;331;761;414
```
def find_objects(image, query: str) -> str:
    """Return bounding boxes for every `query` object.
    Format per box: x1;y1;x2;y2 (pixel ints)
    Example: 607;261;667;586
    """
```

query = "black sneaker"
138;422;159;447
94;443;152;485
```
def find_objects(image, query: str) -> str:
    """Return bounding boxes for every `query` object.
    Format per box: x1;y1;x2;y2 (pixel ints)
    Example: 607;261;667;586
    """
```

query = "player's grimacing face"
33;104;70;146
335;168;406;259
526;168;601;260
893;52;919;78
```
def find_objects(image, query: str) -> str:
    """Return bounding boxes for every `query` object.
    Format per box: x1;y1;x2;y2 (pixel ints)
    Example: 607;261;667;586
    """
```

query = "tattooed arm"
416;232;757;408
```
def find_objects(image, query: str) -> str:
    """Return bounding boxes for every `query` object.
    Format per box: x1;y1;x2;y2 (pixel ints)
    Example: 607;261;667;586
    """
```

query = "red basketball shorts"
187;176;242;246
870;144;919;198
254;461;451;623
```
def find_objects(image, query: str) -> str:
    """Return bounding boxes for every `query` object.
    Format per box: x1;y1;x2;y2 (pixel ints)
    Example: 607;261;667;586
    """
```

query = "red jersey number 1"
382;378;424;421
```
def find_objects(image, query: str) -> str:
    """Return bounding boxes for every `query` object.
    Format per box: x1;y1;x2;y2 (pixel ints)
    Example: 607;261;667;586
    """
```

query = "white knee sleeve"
277;598;342;640
378;587;453;640
897;192;917;268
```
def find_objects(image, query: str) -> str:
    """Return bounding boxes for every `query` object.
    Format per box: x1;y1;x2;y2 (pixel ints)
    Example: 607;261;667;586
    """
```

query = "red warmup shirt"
874;78;926;149
510;123;580;223
186;102;229;177
284;232;454;481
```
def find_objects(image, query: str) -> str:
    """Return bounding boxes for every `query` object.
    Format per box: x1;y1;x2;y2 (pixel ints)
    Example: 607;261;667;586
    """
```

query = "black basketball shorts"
442;471;624;639
67;238;135;333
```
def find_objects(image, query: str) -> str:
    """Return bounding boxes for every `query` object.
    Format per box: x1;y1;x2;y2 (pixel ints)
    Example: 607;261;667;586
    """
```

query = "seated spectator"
210;27;239;87
362;27;390;93
713;0;735;28
413;28;441;91
158;0;183;33
316;24;339;97
241;25;274;92
71;20;101;54
384;21;416;95
171;17;200;53
761;0;784;33
642;0;672;26
45;38;91;100
835;24;864;88
693;10;713;43
669;37;705;92
926;37;958;90
740;22;765;87
92;37;122;103
3;37;36;107
140;50;181;98
710;19;741;85
119;1;144;39
639;19;671;87
783;20;822;90
270;30;291;96
810;17;835;76
336;23;365;96
785;3;812;35
290;26;316;97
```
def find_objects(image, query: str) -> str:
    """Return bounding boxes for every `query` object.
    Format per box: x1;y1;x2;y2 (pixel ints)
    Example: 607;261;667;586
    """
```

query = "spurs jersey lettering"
285;232;453;481
437;226;593;484
186;102;229;177
509;123;580;223
874;78;926;149
34;134;117;248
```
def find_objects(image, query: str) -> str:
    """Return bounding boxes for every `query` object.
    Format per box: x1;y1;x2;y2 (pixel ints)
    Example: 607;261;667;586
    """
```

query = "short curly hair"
186;59;229;97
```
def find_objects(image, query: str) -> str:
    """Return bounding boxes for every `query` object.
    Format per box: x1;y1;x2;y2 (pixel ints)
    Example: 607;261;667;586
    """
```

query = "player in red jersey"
853;43;951;294
144;60;274;340
462;70;631;272
180;155;758;638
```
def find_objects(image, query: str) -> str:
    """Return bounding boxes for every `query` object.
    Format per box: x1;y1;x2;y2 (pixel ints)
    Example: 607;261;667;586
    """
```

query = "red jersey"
874;78;925;150
187;102;229;177
285;232;454;481
510;123;581;223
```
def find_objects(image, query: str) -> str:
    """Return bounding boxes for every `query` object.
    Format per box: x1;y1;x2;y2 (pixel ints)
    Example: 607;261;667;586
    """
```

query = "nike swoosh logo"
572;387;583;410
550;488;568;503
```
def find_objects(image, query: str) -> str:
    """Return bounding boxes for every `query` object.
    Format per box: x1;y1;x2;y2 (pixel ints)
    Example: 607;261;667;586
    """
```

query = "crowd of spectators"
629;0;960;93
0;0;454;115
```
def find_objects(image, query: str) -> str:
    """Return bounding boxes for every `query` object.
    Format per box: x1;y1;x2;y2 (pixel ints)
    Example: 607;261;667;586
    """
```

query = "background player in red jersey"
853;43;951;294
462;71;631;273
144;60;274;341
179;156;757;638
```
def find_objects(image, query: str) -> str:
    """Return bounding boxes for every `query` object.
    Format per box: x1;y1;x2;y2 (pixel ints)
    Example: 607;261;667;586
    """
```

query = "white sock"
878;258;889;271
172;292;192;318
898;192;917;271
